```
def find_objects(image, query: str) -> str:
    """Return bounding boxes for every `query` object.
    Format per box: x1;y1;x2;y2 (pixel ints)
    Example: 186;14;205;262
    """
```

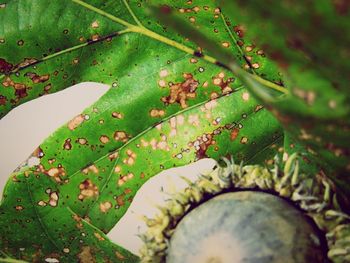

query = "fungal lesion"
0;95;7;105
37;164;66;182
0;58;14;73
212;72;234;94
123;149;137;165
77;246;96;263
117;172;134;186
68;114;89;130
78;179;99;201
2;76;30;100
24;72;50;84
82;164;99;175
63;138;72;150
37;189;59;207
114;130;131;143
149;108;165;118
99;135;110;144
99;201;112;213
161;73;199;109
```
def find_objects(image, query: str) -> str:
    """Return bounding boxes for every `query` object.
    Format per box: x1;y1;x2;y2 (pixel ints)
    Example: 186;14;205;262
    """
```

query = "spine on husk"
139;154;350;263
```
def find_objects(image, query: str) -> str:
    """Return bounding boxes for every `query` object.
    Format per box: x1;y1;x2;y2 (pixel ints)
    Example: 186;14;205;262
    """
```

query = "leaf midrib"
1;0;287;96
0;31;129;81
71;0;288;95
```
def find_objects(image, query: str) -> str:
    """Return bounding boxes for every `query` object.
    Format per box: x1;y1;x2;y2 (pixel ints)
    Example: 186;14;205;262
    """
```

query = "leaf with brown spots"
155;0;350;203
217;0;350;202
0;0;285;262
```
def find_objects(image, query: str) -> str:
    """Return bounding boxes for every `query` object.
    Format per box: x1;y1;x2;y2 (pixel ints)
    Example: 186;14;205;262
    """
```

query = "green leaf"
1;88;282;262
218;0;350;203
224;2;350;159
154;0;350;200
218;0;350;96
0;0;283;261
0;251;28;263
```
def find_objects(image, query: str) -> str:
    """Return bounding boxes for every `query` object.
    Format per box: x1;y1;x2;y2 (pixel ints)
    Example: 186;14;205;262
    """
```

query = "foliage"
153;0;350;206
217;0;350;205
0;0;348;262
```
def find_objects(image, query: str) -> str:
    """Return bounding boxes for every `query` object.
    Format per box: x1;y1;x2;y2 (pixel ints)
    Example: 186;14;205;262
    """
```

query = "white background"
0;83;215;254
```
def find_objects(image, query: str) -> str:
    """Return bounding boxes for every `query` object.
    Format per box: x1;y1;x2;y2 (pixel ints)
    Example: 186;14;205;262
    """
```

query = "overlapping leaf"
153;0;350;204
0;0;284;262
216;0;350;203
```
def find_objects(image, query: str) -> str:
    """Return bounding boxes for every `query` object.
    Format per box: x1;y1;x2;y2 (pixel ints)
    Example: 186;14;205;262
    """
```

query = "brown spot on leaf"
161;73;198;108
99;201;112;213
240;136;248;144
255;105;264;112
37;200;46;207
233;25;245;38
78;246;95;263
91;21;99;28
94;232;105;241
78;179;99;200
222;41;230;48
2;76;29;99
0;58;13;73
72;214;83;229
124;188;132;194
32;146;45;158
15;205;24;211
123;149;136;165
99;135;110;144
77;138;88;145
0;95;7;105
115;252;125;260
82;164;99;175
68;114;86;130
112;112;123;119
191;133;216;159
116;195;125;206
38;165;66;182
230;128;240;141
109;151;119;161
242;92;250;101
25;72;50;84
15;58;38;69
49;191;59;207
117;173;134;186
212;72;234;94
114;131;130;143
150;109;165;118
91;34;100;42
63;139;72;150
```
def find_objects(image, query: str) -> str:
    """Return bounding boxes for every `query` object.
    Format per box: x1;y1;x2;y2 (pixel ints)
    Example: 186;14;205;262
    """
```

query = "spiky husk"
139;154;350;263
